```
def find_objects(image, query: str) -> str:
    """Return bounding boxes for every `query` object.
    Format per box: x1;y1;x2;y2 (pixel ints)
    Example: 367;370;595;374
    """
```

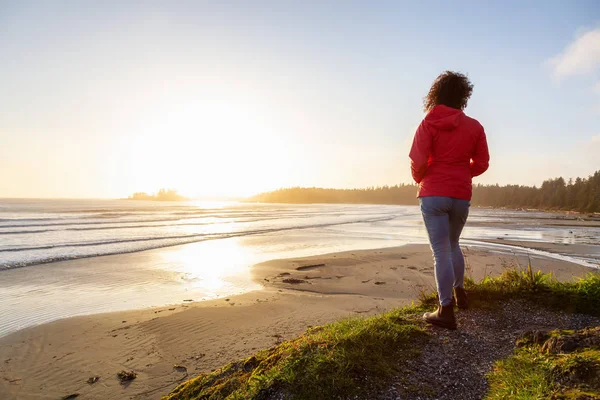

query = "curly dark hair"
423;71;474;112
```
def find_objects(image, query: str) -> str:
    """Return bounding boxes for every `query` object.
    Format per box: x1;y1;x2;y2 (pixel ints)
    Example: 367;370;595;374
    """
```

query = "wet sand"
480;238;600;261
0;243;595;400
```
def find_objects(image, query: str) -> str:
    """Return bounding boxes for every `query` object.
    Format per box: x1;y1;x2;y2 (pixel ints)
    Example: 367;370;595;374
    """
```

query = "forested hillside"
248;171;600;212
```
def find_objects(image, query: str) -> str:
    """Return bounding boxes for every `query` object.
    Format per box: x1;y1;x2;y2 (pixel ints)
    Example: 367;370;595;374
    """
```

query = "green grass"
164;269;600;400
486;335;600;399
164;306;429;400
486;346;553;399
463;266;600;317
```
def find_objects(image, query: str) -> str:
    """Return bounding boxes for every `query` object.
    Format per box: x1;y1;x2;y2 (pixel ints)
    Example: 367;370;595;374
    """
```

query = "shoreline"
464;239;600;269
0;243;596;400
478;238;600;265
243;201;600;219
1;234;597;339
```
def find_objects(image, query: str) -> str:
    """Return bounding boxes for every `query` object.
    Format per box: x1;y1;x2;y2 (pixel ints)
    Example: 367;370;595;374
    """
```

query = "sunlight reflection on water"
161;238;261;296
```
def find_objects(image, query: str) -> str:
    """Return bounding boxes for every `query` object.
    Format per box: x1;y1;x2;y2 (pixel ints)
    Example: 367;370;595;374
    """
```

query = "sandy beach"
0;243;595;400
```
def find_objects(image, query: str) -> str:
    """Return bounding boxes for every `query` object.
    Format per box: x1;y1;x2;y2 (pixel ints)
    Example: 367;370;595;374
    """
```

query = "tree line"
248;170;600;213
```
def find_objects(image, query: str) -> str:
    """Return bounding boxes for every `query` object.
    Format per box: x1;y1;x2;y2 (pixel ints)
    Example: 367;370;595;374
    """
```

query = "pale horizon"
1;169;600;201
2;2;599;199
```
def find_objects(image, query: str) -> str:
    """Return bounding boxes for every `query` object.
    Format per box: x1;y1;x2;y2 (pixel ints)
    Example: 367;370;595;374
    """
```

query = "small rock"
173;364;187;372
86;376;100;384
117;370;137;383
541;327;600;354
516;329;549;347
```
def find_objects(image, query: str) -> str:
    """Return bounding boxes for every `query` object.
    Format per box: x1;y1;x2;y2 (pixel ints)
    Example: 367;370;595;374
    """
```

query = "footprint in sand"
296;263;325;271
282;278;307;284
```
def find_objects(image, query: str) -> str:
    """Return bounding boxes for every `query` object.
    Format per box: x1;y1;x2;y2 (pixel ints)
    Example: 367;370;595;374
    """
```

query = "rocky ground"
370;300;600;400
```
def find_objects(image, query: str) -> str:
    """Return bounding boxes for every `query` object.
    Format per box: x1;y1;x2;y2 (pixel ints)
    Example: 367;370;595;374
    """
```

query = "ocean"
1;199;598;337
2;199;599;270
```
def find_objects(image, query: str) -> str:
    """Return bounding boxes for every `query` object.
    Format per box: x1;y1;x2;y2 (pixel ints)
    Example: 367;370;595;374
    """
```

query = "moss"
486;332;600;399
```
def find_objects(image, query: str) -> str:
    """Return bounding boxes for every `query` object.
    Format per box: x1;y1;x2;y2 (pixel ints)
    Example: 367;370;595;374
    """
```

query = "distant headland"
125;189;188;201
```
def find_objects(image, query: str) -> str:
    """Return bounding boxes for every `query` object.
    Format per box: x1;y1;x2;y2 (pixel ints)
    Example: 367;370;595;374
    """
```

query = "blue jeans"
420;196;470;307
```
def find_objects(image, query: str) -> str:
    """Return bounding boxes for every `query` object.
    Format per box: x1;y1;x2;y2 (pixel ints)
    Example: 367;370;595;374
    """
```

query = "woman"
409;71;489;330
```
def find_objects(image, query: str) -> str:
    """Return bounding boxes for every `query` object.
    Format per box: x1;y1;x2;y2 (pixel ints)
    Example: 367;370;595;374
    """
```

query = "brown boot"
423;305;456;330
454;287;468;309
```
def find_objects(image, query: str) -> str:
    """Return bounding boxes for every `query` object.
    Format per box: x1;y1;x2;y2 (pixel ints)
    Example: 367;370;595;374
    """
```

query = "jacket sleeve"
470;127;490;177
409;121;432;184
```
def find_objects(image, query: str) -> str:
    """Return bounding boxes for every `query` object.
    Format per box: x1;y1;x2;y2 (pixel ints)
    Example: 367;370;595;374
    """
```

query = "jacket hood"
424;105;464;130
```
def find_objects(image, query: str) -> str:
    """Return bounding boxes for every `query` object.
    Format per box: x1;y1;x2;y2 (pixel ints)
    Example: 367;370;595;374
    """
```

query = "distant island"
126;189;188;201
247;170;600;213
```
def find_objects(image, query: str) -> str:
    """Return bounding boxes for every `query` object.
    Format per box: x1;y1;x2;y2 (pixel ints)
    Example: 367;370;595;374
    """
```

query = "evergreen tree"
248;171;600;212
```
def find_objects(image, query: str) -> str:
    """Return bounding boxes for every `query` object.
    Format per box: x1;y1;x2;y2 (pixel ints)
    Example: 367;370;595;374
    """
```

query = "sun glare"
161;238;261;297
122;98;291;198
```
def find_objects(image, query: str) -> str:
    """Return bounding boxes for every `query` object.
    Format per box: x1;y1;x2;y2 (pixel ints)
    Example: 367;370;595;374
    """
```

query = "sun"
122;98;292;198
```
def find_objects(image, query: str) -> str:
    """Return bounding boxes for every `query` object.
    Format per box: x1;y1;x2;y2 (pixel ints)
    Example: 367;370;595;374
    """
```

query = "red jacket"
409;105;489;200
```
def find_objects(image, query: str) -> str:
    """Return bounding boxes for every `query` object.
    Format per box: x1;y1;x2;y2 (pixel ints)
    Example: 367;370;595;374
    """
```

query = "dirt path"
373;300;600;400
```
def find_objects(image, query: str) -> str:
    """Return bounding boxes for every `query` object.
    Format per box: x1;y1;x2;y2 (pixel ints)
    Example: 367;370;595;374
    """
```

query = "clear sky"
1;1;599;198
